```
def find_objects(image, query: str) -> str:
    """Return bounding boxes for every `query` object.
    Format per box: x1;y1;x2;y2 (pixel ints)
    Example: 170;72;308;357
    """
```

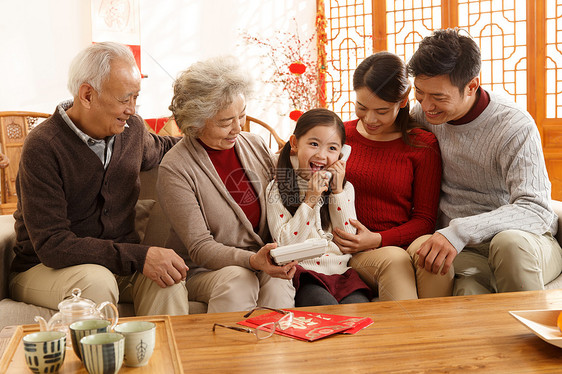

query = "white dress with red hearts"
265;176;357;276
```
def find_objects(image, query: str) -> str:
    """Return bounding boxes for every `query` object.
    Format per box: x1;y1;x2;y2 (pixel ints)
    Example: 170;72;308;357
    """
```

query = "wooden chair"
243;115;285;150
0;111;50;214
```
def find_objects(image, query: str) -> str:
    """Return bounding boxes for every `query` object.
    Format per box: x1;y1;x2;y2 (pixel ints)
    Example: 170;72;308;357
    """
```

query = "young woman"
332;52;454;301
266;108;371;306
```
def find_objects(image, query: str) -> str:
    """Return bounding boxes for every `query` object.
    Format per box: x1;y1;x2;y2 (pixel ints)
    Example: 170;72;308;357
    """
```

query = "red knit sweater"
344;120;442;247
199;141;261;230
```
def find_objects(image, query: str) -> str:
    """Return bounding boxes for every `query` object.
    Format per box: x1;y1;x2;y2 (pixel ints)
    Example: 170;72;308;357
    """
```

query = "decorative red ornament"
289;110;303;121
289;61;306;75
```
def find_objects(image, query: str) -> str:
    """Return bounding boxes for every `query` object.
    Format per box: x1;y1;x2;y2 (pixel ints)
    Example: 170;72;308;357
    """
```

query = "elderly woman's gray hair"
169;56;253;137
67;42;137;97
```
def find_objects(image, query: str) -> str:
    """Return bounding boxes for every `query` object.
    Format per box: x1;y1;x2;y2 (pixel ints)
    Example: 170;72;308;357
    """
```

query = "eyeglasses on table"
212;307;294;340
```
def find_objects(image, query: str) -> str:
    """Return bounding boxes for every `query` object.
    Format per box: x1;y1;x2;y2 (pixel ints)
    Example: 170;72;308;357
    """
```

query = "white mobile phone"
340;144;352;162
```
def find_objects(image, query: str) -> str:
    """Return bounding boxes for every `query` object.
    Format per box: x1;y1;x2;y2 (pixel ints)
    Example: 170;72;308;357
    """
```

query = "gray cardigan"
157;133;275;276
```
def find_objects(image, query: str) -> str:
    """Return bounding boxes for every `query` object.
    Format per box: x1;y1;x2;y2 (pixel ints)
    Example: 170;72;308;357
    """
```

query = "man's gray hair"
67;42;138;96
169;56;253;137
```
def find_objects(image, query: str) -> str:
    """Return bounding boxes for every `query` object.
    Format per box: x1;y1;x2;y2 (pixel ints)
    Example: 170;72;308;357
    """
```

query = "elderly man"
9;42;189;315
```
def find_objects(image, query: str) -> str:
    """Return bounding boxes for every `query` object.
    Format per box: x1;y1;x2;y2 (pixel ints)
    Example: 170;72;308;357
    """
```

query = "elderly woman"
158;56;296;313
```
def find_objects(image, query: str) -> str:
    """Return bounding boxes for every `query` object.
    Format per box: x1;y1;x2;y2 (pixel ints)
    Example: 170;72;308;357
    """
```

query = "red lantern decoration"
289;62;306;75
289;110;303;121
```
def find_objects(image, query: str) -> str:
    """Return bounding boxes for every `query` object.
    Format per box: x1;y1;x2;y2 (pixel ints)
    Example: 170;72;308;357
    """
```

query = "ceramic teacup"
79;332;124;374
114;321;156;367
69;319;112;360
23;331;66;373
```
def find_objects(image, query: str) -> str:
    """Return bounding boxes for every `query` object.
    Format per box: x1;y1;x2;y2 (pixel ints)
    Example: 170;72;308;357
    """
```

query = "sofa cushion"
189;301;208;314
545;273;562;290
139;168;172;247
0;298;55;331
134;199;156;243
0;215;16;300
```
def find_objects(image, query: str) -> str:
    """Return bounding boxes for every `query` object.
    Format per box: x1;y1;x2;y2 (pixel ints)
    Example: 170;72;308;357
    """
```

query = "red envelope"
238;310;373;342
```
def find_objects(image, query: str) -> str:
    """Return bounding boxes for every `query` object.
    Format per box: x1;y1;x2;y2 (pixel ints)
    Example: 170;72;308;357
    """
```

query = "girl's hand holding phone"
304;170;331;207
327;160;346;194
327;144;350;194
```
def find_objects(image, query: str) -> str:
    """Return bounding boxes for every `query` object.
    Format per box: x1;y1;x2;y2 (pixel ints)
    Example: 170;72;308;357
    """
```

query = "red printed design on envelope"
238;310;373;342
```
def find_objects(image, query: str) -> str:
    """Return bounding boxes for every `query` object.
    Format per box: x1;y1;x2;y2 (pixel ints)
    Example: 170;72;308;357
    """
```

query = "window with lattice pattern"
320;0;562;198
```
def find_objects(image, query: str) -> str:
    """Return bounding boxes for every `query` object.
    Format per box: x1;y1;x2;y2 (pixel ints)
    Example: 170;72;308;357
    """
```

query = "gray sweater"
411;91;557;252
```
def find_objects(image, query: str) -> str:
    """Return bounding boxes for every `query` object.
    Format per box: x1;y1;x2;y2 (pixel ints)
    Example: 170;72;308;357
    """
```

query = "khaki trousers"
349;235;454;301
453;230;562;295
186;265;295;313
10;264;189;316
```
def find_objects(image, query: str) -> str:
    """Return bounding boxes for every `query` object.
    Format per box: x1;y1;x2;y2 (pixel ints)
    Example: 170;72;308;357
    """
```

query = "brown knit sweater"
10;106;179;275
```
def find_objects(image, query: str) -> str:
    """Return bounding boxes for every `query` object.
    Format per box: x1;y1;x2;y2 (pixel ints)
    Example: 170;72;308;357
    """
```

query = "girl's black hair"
276;108;346;230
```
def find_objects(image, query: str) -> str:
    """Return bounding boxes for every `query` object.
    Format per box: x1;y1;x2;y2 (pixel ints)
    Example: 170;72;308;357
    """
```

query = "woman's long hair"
353;51;419;146
276;108;346;230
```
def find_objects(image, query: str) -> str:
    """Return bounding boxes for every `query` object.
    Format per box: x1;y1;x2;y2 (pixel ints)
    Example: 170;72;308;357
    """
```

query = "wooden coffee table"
171;289;562;373
2;290;562;372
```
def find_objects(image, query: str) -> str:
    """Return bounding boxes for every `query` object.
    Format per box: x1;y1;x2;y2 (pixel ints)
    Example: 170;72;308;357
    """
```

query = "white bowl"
509;309;562;348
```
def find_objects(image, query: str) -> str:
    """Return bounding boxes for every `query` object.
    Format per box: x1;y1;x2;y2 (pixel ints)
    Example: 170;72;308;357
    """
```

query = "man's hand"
249;243;297;280
143;246;189;288
333;218;381;254
416;233;457;275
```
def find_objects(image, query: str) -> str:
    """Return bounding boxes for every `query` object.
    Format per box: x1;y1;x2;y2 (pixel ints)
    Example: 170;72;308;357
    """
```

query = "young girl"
266;108;371;306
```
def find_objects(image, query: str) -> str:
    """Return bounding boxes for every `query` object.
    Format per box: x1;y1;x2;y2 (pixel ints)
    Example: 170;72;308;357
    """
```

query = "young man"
407;28;562;295
9;42;189;314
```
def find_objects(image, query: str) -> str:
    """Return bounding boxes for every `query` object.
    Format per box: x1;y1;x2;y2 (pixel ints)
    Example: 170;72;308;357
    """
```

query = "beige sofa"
0;168;207;331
